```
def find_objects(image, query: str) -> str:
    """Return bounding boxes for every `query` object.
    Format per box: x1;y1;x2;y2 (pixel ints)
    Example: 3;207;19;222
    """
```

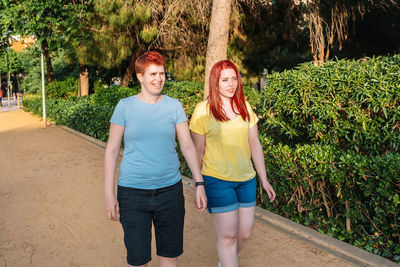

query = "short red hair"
208;60;250;122
135;51;165;74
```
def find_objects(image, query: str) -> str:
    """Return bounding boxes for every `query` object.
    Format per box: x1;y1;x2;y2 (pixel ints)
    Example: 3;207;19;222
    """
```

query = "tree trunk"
121;46;145;87
79;64;89;96
121;55;136;87
203;0;232;99
41;39;54;83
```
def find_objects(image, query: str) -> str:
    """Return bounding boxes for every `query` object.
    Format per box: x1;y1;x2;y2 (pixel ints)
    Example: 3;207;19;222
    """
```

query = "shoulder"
162;95;182;106
118;95;136;106
194;100;209;112
245;101;257;112
245;101;252;109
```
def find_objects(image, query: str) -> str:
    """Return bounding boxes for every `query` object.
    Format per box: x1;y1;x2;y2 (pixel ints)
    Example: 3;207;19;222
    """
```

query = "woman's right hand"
193;185;207;213
104;192;120;221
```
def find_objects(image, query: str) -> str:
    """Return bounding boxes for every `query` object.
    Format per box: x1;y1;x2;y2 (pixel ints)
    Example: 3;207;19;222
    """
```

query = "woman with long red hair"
190;60;276;267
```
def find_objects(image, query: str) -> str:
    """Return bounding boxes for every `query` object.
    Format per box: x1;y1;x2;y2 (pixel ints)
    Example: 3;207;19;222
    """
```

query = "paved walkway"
0;97;22;113
0;110;395;266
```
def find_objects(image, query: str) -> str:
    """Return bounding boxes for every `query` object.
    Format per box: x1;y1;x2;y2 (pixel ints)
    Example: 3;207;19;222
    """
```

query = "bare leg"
237;207;255;253
212;210;239;267
159;256;178;267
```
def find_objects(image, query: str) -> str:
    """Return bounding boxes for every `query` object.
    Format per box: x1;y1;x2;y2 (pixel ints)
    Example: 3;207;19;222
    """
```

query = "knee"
159;256;178;267
218;232;237;245
238;231;252;243
159;256;177;263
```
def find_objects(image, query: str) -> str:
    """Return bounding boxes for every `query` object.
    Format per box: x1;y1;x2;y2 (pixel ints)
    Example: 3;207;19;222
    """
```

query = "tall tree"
86;0;212;87
0;0;70;83
203;0;232;99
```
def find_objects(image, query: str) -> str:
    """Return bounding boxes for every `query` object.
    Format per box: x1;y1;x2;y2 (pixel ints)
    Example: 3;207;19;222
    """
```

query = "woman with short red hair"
190;60;276;267
105;51;206;267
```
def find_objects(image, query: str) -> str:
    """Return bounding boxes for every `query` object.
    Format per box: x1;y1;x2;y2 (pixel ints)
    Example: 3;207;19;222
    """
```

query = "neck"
137;91;163;104
220;96;232;106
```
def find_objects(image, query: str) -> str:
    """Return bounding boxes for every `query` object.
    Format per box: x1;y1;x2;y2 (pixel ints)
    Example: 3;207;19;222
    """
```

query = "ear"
136;73;143;83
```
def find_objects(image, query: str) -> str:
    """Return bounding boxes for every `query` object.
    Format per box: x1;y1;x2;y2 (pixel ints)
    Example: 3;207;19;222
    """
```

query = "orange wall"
11;37;36;52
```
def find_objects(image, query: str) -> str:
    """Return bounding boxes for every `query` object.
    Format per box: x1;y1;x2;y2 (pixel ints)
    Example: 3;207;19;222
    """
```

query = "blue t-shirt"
110;95;187;189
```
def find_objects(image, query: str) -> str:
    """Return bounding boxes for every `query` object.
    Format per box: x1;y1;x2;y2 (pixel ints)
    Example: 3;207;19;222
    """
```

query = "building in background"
11;36;36;52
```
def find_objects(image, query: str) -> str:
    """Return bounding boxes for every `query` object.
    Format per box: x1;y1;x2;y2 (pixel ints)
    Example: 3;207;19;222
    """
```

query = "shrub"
46;77;79;99
256;55;400;262
259;55;400;154
91;84;140;107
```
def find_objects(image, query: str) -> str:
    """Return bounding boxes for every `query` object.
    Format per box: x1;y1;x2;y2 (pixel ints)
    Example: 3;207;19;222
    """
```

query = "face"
137;64;166;95
218;68;238;101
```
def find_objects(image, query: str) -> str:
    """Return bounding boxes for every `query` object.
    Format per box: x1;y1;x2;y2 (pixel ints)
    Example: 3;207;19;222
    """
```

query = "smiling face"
137;64;166;96
218;68;238;101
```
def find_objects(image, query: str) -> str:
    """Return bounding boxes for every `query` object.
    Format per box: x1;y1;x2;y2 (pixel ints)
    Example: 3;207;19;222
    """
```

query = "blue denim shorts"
117;180;185;266
203;175;257;213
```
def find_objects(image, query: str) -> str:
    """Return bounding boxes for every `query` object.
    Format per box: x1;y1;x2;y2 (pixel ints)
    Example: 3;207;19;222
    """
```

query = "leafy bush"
257;139;400;262
46;77;79;99
91;84;140;107
256;55;400;263
23;94;113;141
259;55;400;154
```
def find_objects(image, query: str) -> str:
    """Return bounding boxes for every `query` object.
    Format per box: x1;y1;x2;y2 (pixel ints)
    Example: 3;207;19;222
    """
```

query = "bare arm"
176;121;207;213
104;123;125;220
248;124;276;202
191;131;206;167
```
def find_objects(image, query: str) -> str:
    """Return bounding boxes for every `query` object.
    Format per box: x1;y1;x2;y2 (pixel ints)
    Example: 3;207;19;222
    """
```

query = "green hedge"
258;138;400;261
256;55;400;263
46;77;79;99
260;55;400;154
23;94;113;141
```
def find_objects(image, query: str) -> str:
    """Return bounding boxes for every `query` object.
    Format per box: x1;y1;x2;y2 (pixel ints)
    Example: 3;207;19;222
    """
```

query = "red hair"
208;60;250;122
135;51;165;74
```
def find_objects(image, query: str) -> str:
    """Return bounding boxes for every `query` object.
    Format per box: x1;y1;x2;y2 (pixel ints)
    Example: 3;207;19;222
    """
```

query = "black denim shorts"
117;180;185;266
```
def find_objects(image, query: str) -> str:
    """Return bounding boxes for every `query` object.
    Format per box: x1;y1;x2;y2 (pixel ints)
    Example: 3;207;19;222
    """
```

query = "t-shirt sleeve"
189;102;206;135
175;100;188;124
110;100;126;126
247;102;259;127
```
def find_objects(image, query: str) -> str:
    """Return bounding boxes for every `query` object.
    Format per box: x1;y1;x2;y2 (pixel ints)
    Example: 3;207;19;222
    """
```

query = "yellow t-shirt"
189;100;259;182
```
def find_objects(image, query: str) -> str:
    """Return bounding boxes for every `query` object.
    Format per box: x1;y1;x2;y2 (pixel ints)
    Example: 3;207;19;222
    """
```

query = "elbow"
105;146;120;159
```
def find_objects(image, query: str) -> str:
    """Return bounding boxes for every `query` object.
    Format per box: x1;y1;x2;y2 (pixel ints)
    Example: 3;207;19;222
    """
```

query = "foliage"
16;46;42;94
259;55;400;154
0;48;22;74
255;54;400;263
46;77;79;99
91;84;140;107
23;94;114;141
228;1;311;83
257;140;400;262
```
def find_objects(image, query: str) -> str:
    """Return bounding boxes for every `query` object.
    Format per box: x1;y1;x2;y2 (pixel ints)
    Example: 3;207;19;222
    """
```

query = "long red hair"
208;60;250;122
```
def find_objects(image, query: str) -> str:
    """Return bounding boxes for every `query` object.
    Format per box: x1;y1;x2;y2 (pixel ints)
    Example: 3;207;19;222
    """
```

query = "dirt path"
0;110;355;267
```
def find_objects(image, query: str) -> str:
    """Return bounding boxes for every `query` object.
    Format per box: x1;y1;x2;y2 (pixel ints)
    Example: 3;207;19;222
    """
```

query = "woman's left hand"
262;180;276;202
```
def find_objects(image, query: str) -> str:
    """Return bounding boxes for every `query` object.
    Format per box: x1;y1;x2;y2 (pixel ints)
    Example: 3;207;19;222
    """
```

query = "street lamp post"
41;48;47;126
6;48;11;108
